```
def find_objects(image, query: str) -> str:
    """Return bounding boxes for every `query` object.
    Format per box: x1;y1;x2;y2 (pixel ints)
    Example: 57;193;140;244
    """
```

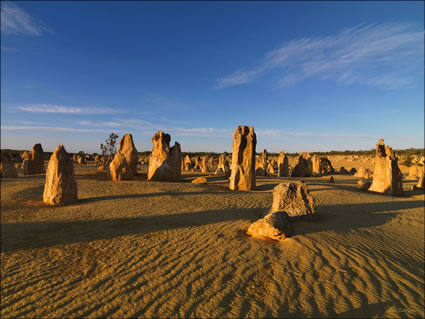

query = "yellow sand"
1;160;424;318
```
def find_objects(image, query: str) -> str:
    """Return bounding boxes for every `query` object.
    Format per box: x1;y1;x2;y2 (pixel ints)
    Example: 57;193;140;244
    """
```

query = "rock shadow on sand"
1;208;261;253
294;200;424;236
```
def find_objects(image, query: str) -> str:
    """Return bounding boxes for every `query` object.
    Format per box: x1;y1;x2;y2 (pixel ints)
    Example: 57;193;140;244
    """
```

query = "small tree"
100;133;119;166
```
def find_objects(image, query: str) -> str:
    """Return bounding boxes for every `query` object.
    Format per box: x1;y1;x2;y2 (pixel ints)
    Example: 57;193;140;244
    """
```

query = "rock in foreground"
43;145;78;205
247;211;293;241
270;181;316;220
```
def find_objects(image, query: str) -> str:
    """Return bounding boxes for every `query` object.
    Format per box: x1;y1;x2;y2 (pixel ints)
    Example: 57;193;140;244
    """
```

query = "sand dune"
1;162;424;318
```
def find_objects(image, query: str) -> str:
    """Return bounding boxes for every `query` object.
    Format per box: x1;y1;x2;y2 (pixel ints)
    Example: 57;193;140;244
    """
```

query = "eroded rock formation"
109;152;134;181
148;131;181;182
247;211;293;241
1;152;18;178
270;181;316;220
118;133;138;176
368;139;404;196
291;152;312;177
229;126;256;191
43;145;78;205
277;151;289;177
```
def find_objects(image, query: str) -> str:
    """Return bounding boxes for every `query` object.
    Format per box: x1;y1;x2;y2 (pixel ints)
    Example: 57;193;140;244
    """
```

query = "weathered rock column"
118;133;138;176
229;125;256;191
28;143;45;174
368;139;404;196
291;152;312;177
201;156;209;173
1;153;18;178
43;145;78;205
148;131;181;181
277;151;289;177
312;155;321;175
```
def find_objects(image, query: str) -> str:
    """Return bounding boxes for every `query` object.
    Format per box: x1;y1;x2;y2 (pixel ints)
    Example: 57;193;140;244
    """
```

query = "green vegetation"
100;133;119;163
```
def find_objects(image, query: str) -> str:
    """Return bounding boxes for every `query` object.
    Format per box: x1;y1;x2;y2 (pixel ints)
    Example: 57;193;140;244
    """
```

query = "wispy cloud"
216;22;424;90
14;104;125;114
255;129;418;140
75;119;231;138
171;127;231;138
2;125;126;133
75;119;159;130
1;2;48;35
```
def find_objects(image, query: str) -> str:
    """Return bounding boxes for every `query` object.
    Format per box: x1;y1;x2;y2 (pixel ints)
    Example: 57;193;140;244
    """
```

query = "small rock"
192;177;207;184
247;211;293;241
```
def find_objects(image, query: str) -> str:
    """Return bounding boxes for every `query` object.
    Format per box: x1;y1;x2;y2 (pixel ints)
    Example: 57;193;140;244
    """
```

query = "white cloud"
1;2;48;35
14;104;125;114
255;129;418;140
171;127;231;137
1;125;126;133
217;22;424;90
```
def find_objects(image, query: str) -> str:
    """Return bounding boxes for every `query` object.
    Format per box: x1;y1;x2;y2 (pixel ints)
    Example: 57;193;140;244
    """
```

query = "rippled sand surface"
1;163;424;318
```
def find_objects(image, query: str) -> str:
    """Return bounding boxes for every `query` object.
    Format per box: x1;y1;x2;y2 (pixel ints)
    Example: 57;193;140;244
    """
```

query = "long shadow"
254;183;279;191
78;189;254;204
1;208;261;253
335;300;413;318
294;200;424;236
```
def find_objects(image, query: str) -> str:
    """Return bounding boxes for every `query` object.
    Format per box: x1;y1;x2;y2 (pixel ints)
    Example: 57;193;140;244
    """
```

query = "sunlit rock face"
118;133;139;176
368;139;404;196
43;145;78;205
229;125;256;191
148;131;181;182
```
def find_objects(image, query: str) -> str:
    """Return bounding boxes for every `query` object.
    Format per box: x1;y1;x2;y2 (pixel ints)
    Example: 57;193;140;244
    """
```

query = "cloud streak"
255;129;418;140
216;22;424;90
2;125;126;133
14;104;125;115
1;2;48;35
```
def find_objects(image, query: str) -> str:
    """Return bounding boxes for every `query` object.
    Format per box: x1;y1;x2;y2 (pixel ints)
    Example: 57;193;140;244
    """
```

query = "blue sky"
1;1;424;153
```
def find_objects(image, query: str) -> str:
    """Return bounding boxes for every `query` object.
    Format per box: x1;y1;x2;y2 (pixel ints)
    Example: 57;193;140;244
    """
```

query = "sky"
1;1;424;154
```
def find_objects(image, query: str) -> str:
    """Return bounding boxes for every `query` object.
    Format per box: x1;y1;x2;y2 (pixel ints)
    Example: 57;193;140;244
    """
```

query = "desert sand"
1;158;424;318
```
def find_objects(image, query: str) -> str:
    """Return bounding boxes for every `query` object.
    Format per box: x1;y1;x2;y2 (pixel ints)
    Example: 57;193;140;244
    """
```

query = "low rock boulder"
192;177;207;184
355;167;373;179
328;176;335;183
270;181;316;221
247;211;293;241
